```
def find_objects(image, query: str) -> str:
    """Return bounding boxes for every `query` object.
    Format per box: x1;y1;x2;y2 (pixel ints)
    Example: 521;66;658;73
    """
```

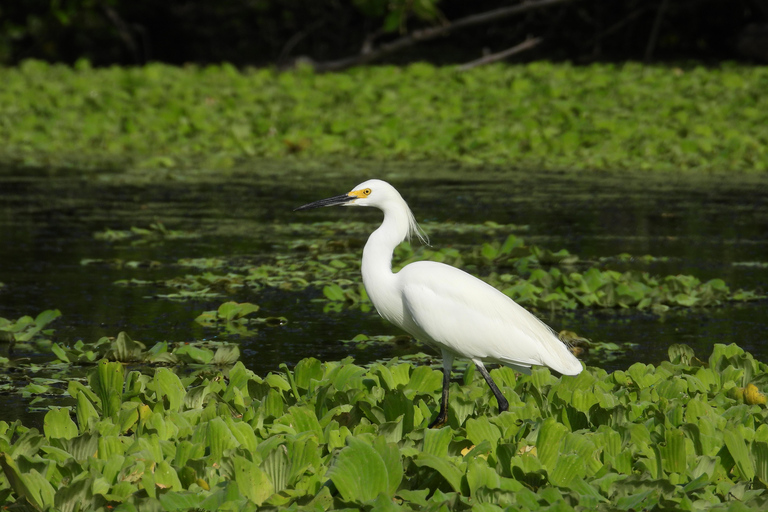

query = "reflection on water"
1;163;767;427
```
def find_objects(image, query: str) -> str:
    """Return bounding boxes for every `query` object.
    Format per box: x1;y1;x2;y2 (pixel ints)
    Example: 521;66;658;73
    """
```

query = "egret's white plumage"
296;179;582;426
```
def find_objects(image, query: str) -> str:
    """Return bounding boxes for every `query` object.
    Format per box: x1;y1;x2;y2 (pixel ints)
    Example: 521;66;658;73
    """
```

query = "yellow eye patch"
348;188;372;198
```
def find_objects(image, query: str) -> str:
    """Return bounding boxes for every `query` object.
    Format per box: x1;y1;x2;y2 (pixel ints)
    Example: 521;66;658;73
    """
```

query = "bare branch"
313;0;579;72
459;37;543;71
278;19;326;67
644;0;670;62
101;3;142;63
585;6;650;49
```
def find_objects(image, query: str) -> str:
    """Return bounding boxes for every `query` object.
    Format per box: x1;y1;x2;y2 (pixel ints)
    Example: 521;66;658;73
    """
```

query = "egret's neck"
361;200;413;309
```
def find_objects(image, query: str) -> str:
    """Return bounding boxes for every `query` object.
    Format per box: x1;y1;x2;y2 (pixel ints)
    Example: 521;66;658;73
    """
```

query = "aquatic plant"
89;224;763;312
1;343;767;510
93;222;198;245
51;331;240;366
1;61;767;172
0;309;60;355
195;301;287;335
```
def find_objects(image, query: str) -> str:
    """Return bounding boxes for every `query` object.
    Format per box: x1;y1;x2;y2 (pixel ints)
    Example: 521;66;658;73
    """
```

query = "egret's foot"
428;410;448;429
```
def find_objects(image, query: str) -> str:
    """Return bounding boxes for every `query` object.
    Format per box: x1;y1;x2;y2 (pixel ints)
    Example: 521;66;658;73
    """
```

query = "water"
1;163;767;427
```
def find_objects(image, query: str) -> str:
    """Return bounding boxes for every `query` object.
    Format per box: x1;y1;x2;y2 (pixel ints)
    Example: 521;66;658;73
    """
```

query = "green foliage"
1;343;767;509
0;309;60;353
1;61;767;172
93;222;198;245
51;331;239;366
195;301;286;335
106;225;761;312
0;331;242;419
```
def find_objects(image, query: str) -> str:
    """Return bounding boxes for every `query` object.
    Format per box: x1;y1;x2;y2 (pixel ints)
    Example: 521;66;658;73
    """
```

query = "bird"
295;179;582;427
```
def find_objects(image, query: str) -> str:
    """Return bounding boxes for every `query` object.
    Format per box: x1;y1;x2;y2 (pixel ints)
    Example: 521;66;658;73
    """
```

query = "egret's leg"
429;351;454;428
474;361;509;413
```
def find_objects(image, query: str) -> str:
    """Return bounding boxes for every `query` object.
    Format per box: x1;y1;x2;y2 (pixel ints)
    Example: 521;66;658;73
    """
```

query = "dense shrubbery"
0;1;762;66
2;61;767;172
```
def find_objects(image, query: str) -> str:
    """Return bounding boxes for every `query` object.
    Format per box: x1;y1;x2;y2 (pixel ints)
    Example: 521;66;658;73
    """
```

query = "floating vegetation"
177;257;230;269
96;227;763;313
1;329;242;424
600;253;673;265
1;343;767;510
2;61;768;172
81;258;163;269
51;331;240;367
490;268;755;312
0;309;61;355
93;222;198;245
340;333;425;351
321;283;371;313
195;301;287;335
733;261;768;268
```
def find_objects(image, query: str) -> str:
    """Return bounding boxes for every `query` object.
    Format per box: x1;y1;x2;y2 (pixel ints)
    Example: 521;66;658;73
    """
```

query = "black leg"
429;351;454;428
475;361;509;413
428;367;450;428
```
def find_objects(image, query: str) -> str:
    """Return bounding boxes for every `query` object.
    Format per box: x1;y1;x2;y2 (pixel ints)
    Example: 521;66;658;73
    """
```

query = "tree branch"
644;0;670;62
278;19;326;67
312;0;579;72
458;37;543;71
101;3;142;63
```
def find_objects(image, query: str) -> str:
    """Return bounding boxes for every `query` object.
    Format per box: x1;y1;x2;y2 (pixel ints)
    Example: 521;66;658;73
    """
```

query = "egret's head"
293;179;428;244
293;179;395;210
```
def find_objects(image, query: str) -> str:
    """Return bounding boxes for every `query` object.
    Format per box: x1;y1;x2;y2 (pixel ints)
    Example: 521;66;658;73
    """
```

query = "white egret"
295;179;582;427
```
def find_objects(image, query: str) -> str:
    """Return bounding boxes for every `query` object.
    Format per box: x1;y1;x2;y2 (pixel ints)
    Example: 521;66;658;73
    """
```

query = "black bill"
294;194;355;211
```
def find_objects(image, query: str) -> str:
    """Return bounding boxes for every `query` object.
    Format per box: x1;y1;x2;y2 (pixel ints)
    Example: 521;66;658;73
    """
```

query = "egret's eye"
363;188;372;196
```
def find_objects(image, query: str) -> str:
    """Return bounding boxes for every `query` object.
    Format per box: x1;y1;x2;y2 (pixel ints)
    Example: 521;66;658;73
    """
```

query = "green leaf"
549;452;586;487
212;344;240;365
43;408;78;440
327;436;390;502
285;406;324;438
373;436;404;496
660;428;687;474
151;368;186;411
466;417;501;455
91;359;124;417
403;365;442;397
293;358;323;390
724;427;755;480
481;243;498;260
536;417;567;470
206;417;238;462
34;309;61;328
261;444;290;492
423;426;453;457
109;331;145;362
21;469;56;510
233;455;274;506
154;460;182;491
323;284;345;301
413;452;463;493
217;301;259;321
466;458;501;498
0;452;45;510
753;441;768;483
159;491;206;511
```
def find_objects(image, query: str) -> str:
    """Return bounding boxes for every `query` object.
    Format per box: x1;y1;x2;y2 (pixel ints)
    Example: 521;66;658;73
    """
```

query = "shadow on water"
1;161;767;427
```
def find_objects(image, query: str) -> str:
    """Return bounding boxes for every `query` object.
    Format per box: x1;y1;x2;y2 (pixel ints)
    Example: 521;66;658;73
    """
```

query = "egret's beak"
294;193;356;211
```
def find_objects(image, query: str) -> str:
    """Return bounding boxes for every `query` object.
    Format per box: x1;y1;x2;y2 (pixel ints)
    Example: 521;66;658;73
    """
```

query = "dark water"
1;163;767;427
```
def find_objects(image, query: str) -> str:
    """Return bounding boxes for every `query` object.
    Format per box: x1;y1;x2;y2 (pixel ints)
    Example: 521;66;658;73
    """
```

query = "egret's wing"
399;261;581;375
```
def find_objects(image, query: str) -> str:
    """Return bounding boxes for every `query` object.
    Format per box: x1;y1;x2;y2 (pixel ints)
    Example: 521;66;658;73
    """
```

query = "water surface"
1;162;767;426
